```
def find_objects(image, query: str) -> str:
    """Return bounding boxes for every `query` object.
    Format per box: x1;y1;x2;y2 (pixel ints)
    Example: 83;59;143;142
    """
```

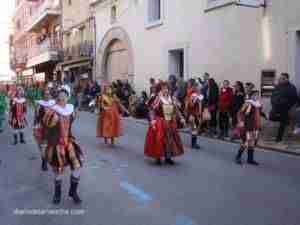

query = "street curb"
124;117;300;157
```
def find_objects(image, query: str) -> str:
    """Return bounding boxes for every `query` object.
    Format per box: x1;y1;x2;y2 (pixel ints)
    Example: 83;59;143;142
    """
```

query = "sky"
0;1;15;80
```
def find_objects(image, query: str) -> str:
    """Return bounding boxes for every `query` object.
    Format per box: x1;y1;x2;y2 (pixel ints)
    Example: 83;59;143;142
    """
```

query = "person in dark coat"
271;73;298;142
207;78;219;136
231;81;245;139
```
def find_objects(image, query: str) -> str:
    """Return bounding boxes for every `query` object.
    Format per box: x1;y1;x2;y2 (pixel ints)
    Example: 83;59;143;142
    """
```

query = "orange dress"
96;95;122;138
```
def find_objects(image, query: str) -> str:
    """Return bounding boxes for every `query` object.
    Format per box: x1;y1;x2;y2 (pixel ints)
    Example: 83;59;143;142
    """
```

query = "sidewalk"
125;117;300;156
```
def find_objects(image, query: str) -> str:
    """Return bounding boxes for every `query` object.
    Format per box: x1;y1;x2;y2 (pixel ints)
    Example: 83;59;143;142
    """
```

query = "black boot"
41;159;48;171
12;134;18;145
191;135;200;150
20;132;25;144
155;159;162;165
69;176;82;204
247;148;259;166
235;147;244;165
165;158;175;165
53;180;62;205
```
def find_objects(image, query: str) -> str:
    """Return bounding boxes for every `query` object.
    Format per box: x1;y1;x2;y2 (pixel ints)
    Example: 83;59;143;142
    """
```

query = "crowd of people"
0;71;299;205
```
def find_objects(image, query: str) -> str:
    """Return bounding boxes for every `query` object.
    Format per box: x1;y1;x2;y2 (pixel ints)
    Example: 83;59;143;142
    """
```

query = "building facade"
56;0;95;86
91;0;300;94
11;0;62;83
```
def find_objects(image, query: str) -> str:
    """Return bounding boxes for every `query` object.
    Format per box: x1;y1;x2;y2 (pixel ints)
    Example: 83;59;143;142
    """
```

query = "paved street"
1;111;300;225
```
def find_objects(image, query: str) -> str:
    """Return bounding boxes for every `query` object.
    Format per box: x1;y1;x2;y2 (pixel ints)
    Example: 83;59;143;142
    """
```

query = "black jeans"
209;109;218;134
219;111;230;137
276;111;289;142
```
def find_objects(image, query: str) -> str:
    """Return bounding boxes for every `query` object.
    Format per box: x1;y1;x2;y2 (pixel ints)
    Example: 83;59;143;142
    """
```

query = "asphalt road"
0;111;300;225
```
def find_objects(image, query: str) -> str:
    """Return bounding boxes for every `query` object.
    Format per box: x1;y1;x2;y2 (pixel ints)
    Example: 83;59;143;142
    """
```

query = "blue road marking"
120;181;153;202
175;215;199;225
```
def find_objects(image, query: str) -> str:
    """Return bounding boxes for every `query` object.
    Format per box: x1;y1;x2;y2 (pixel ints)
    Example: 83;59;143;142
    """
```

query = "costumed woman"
235;90;267;165
44;88;84;204
33;87;55;171
185;81;203;149
9;86;27;145
96;83;129;146
144;82;185;165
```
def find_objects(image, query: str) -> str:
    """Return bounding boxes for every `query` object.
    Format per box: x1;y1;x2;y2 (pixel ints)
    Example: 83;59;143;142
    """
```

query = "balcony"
27;38;61;68
64;40;94;60
26;0;61;33
10;53;28;71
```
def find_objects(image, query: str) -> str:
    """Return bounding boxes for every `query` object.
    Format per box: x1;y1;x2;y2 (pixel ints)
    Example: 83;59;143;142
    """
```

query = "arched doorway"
97;27;134;84
105;39;129;82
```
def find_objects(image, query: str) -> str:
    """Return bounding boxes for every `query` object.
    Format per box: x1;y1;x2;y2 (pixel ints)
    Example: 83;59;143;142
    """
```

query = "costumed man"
0;87;7;133
33;87;55;171
43;88;84;204
185;82;203;149
96;83;128;146
9;87;27;145
144;82;185;165
235;90;267;165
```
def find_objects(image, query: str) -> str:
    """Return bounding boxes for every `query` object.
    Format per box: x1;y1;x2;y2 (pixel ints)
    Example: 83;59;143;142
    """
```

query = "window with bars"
147;0;162;23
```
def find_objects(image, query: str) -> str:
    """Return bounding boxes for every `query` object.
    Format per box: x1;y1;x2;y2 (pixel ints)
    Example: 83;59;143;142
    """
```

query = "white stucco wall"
93;0;300;92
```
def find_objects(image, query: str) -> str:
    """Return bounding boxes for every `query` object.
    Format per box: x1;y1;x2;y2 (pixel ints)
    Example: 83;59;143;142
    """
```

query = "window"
111;5;117;24
148;0;162;23
261;70;276;97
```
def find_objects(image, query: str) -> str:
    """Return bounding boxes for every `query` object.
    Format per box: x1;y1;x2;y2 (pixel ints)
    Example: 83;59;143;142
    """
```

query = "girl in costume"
96;83;129;146
9;87;27;145
235;90;267;165
44;88;84;204
33;87;55;171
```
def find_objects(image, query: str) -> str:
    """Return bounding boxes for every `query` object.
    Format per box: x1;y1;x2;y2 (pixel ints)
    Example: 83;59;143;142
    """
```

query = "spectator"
218;80;233;139
168;74;178;97
202;72;210;101
122;79;134;110
271;73;298;142
231;81;245;139
175;77;187;110
207;78;219;136
134;91;149;119
245;82;255;100
149;78;156;95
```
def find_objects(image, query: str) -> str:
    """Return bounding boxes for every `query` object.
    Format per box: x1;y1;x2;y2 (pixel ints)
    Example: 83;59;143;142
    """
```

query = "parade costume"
96;85;127;145
144;86;185;165
33;97;55;171
185;89;203;149
9;90;27;145
0;91;7;132
44;89;84;204
235;94;266;165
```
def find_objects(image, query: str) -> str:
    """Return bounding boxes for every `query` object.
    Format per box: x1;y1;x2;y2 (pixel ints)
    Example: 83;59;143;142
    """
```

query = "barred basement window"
148;0;161;23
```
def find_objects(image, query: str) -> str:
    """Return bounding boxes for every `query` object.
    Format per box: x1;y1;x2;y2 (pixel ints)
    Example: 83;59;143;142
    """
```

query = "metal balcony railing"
26;0;61;32
28;37;60;59
63;40;94;60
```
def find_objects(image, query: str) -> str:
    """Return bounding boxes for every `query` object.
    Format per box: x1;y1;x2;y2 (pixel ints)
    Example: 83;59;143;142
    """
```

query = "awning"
55;57;91;71
64;61;91;71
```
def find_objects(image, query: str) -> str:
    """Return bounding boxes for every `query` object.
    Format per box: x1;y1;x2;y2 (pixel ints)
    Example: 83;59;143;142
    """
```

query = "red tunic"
9;98;27;129
44;104;83;174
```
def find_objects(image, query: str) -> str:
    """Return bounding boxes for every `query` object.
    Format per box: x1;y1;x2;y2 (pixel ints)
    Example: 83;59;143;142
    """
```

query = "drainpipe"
59;0;64;83
91;13;97;82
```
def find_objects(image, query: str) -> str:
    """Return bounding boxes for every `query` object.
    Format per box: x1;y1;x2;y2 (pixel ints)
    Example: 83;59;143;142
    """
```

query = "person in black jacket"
231;81;245;139
271;73;299;142
207;78;219;136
